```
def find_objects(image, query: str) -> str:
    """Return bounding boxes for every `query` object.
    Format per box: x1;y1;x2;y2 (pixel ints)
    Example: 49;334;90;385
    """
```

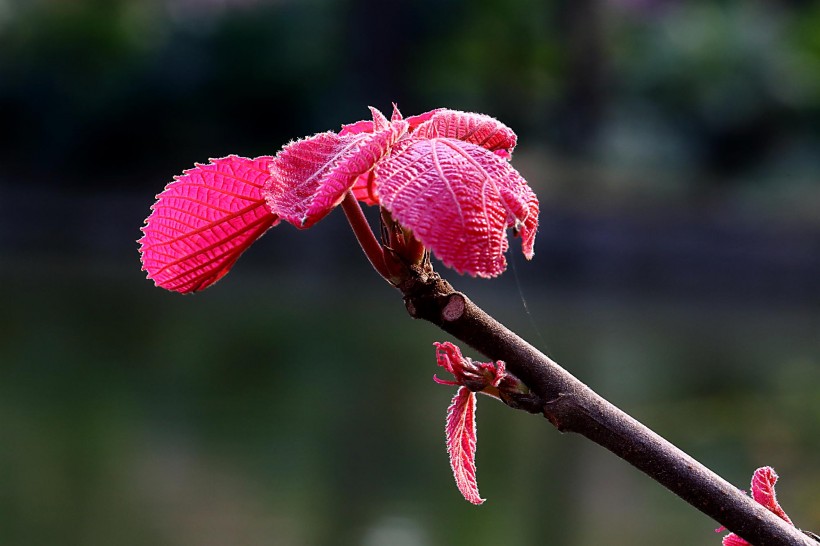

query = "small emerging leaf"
719;466;795;546
139;155;278;293
404;108;444;130
751;466;793;525
445;386;484;505
433;341;507;392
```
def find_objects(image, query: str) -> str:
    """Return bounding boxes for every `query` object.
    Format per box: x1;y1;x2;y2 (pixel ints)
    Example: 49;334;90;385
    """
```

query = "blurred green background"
1;0;819;545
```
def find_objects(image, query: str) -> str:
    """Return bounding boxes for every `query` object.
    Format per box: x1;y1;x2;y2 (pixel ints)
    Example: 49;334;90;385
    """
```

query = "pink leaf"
370;106;390;131
718;467;795;546
412;109;517;157
405;108;444;131
338;119;374;136
721;534;750;546
338;105;387;136
338;121;379;206
751;467;793;525
138;155;278;294
390;103;403;122
376;138;539;277
433;341;508;391
267;120;408;227
445;386;484;505
344;106;444;205
434;341;465;377
371;104;442;129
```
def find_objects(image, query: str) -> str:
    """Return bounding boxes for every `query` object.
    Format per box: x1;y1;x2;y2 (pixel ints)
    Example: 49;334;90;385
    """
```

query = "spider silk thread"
509;250;551;356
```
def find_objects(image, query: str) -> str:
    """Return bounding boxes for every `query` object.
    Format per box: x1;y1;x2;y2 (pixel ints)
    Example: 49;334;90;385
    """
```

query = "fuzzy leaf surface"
445;386;484;505
139;155;278;293
376;138;539;277
751;467;792;525
344;107;445;205
267;121;407;227
720;467;795;546
413;109;517;157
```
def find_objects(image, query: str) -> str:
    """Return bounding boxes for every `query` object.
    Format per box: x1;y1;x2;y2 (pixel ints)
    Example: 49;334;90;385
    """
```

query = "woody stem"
400;272;817;546
341;191;391;282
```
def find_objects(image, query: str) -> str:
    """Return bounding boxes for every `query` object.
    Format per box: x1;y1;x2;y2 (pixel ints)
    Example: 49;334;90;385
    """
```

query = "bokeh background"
1;0;819;545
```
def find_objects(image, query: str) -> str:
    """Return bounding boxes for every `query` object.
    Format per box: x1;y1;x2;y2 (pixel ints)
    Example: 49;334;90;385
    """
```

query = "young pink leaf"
338;119;374;136
435;341;466;378
376;138;539;277
412;109;517;157
445;386;484;505
391;103;403;122
339;105;434;135
139;155;278;294
344;106;445;206
267;120;408;228
370;106;390;131
338;105;391;136
751;466;793;525
404;108;444;131
718;467;795;546
433;341;507;392
332;120;383;206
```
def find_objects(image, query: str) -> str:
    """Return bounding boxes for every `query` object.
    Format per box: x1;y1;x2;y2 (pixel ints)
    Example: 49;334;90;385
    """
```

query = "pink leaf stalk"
719;467;795;546
445;386;483;505
139;105;540;292
139;155;278;293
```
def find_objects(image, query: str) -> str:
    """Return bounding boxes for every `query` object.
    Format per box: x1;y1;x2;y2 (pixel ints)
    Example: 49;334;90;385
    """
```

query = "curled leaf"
445;386;484;505
338;119;375;136
376;137;539;277
434;341;466;380
139;155;278;293
433;341;507;392
751;466;793;525
413;109;517;157
267;118;407;227
719;466;796;546
404;108;444;131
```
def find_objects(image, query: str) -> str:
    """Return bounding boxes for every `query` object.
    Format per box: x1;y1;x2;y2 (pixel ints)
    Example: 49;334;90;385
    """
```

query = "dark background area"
1;1;818;545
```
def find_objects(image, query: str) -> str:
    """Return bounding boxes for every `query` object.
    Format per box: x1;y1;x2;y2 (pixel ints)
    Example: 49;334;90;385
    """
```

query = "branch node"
498;389;544;414
399;255;813;545
543;393;572;431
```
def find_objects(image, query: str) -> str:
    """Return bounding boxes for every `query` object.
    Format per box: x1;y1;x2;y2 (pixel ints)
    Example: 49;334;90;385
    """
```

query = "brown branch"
400;264;816;546
338;194;814;544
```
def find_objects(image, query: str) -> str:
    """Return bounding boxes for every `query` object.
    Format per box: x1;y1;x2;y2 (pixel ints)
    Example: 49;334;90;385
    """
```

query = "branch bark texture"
401;267;815;546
